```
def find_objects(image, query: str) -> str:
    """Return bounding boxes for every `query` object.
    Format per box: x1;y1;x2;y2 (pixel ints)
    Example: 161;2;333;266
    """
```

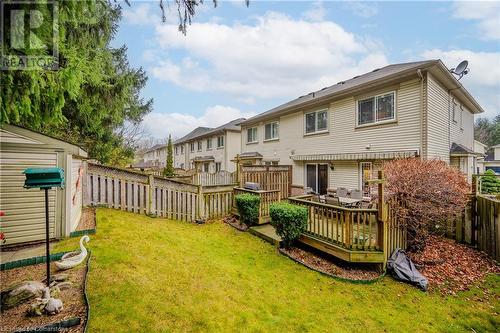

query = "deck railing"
232;187;281;224
238;165;292;199
192;171;237;186
289;195;380;251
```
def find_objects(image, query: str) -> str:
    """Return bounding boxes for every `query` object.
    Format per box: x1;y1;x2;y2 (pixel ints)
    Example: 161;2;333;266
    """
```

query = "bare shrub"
382;158;470;252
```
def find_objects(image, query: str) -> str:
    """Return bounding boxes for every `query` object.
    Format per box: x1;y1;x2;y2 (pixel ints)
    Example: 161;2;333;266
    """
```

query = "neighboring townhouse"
478;144;500;174
140;143;167;169
174;119;245;172
239;60;484;195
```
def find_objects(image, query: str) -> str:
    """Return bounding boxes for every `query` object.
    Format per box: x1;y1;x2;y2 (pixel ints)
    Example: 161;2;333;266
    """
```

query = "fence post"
235;154;241;187
377;170;388;268
147;174;154;215
197;185;205;221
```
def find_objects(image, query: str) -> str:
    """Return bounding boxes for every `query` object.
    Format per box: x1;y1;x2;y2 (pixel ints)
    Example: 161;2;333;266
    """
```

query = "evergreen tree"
480;170;500;194
164;134;174;177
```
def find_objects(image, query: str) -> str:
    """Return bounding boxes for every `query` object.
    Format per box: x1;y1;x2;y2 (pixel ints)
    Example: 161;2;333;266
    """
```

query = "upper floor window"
305;110;328;134
247;127;258;143
357;92;395;126
190;142;195;152
264;121;279;140
452;101;458;123
180;146;184;154
175;146;179;155
206;138;212;150
217;135;224;148
197;141;202;151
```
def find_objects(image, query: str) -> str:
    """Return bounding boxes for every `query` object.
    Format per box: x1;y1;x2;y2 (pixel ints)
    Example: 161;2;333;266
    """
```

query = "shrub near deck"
270;202;308;248
53;209;500;333
234;193;260;226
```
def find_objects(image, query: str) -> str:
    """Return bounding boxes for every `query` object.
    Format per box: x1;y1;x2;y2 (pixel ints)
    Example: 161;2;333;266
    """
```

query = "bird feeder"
23;168;65;286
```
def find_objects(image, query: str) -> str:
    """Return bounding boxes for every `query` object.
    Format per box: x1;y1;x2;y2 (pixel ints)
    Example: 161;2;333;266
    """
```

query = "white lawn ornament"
55;235;89;270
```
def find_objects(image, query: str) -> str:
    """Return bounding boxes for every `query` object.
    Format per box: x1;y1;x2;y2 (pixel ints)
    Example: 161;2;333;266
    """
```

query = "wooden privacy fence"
85;164;234;221
473;195;500;261
192;171;237;186
239;165;292;199
232;187;281;224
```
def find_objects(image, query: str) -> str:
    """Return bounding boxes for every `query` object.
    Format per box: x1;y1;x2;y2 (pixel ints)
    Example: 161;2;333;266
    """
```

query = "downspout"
417;69;424;160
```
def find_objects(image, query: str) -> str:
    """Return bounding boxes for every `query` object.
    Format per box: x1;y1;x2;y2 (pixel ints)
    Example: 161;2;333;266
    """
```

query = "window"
217;135;224;148
264;122;279;140
190;143;195;152
215;162;221;172
175;146;179;155
197;141;202;151
452;101;458;122
460;105;463;129
206;138;212;150
180;146;184;154
357;92;395;126
247;127;258;143
305;110;328;134
203;162;210;173
360;162;373;196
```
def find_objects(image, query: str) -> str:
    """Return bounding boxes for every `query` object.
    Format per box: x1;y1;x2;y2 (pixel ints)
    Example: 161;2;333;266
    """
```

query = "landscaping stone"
1;281;45;310
55;282;73;290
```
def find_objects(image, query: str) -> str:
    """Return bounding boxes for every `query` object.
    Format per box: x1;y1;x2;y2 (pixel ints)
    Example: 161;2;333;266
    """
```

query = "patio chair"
337;187;348;198
351;189;362;200
325;196;340;206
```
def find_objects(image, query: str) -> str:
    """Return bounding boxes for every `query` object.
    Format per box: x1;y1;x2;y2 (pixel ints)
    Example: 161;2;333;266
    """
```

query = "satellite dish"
450;60;469;80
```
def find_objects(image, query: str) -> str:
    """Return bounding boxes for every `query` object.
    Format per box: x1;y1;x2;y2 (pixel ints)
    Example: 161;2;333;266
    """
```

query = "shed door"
0;150;58;245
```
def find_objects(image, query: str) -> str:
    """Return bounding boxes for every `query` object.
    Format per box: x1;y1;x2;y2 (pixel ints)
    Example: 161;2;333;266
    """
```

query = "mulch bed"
408;235;500;295
281;246;381;281
223;215;248;231
0;262;87;332
75;207;96;232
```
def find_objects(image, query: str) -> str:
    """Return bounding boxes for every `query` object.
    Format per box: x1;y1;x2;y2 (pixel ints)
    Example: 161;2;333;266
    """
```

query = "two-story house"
139;143;167;169
478;144;500;174
174;118;245;172
239;60;484;195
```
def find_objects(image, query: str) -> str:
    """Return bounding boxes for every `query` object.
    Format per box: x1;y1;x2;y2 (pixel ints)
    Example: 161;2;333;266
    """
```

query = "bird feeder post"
23;168;65;287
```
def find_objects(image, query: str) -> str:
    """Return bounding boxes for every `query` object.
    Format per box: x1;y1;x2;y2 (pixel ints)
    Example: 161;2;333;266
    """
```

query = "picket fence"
84;164;233;221
192;171;237;186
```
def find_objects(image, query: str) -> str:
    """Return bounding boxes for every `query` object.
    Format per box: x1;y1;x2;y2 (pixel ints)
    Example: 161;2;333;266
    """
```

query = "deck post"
377;170;388;269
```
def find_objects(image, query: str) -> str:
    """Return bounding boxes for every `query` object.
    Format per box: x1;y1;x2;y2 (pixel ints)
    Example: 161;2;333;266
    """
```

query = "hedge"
270;202;308;248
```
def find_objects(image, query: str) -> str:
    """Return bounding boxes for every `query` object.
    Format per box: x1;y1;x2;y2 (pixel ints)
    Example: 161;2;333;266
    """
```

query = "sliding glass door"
306;164;328;194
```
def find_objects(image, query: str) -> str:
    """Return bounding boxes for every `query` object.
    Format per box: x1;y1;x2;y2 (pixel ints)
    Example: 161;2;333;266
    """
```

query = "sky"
114;0;500;140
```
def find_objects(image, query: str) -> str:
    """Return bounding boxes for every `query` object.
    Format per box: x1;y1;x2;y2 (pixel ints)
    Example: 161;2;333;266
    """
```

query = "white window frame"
215;162;221;172
197;141;202;151
304;109;329;135
217;135;224;148
190;142;195;152
180;146;184;154
247;127;258;144
264;121;279;141
359;162;373;196
206;138;212;150
356;91;396;127
452;101;458;123
175;146;179;155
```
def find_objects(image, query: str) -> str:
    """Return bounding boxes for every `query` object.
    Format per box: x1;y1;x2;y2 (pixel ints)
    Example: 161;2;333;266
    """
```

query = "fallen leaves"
409;235;499;295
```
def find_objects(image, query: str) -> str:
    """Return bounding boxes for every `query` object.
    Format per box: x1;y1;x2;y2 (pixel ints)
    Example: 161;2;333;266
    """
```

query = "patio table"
338;197;362;208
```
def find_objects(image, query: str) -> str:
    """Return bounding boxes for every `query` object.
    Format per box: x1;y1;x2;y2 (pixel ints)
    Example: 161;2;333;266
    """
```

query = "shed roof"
1;124;87;157
450;142;476;156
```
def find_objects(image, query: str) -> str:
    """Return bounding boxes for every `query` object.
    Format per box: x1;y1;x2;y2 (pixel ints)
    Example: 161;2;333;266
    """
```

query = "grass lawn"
55;208;499;332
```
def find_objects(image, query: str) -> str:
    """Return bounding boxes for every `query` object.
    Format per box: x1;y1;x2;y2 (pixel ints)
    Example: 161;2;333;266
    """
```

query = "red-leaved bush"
382;158;470;252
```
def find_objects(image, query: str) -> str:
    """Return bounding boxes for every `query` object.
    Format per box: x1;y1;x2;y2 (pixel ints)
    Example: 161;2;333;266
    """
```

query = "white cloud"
452;1;500;40
150;11;388;100
303;1;326;22
142;105;255;139
122;3;160;25
421;49;500;118
343;1;378;18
